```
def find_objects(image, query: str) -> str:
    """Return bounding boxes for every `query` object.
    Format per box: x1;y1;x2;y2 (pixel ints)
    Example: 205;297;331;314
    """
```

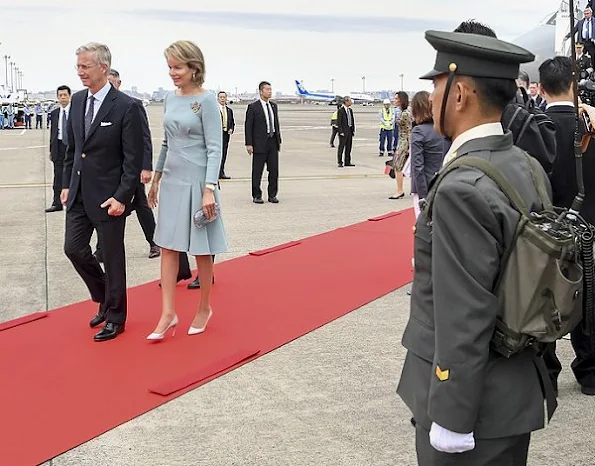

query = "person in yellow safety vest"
379;98;395;156
330;102;341;147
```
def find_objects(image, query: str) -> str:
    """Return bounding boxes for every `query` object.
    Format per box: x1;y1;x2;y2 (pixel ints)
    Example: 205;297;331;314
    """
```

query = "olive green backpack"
425;154;584;358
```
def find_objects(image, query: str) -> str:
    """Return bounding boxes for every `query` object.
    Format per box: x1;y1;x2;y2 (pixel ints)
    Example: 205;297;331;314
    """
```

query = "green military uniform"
397;31;554;465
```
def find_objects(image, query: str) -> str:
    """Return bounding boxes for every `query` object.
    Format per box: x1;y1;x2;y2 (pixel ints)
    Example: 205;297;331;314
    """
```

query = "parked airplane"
294;80;375;104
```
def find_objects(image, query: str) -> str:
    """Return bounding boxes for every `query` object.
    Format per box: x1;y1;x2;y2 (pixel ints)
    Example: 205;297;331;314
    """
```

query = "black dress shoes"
219;174;231;180
158;271;193;287
268;197;279;203
187;275;215;289
89;306;107;328
94;322;125;342
253;197;264;204
45;205;63;213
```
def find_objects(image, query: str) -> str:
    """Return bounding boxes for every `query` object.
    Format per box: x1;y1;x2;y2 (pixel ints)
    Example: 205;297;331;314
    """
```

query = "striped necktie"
84;96;95;139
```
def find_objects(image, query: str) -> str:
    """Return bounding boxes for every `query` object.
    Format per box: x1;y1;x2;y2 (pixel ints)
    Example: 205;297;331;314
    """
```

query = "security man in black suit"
61;42;144;342
245;81;282;204
218;90;235;179
337;96;355;167
538;56;595;396
46;85;71;213
93;69;160;262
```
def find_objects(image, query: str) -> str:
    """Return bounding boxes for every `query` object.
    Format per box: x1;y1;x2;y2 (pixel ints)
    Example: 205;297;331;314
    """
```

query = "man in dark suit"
337;96;355;167
46;85;71;213
539;56;595;396
245;81;282;204
567;7;595;68
217;91;234;180
93;69;160;262
61;42;144;342
398;29;552;464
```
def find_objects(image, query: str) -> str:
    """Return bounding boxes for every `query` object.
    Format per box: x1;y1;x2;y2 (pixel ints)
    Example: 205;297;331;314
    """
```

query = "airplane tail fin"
294;80;308;95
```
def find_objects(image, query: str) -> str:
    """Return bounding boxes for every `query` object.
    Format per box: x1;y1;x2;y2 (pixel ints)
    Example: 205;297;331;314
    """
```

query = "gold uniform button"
81;153;86;158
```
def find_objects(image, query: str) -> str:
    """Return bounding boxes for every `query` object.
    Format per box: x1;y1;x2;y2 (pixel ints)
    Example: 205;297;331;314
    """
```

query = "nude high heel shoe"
147;315;179;340
188;309;213;335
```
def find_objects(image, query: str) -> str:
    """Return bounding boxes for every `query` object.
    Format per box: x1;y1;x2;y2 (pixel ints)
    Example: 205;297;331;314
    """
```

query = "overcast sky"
0;0;561;95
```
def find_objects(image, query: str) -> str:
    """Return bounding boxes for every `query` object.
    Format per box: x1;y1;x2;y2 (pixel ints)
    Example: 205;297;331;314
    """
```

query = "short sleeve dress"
153;91;228;256
392;108;412;172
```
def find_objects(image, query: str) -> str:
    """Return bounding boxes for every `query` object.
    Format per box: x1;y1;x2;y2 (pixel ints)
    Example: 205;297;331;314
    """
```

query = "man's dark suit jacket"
63;84;144;222
223;106;235;133
135;99;153;171
338;106;355;136
547;105;595;224
49;106;66;162
244;100;281;153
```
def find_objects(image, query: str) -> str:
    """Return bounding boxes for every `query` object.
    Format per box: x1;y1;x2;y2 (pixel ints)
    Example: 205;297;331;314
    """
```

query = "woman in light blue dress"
147;40;228;340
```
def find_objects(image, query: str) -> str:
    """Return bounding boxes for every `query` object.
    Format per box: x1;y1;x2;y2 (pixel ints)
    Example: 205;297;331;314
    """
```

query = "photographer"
539;56;595;396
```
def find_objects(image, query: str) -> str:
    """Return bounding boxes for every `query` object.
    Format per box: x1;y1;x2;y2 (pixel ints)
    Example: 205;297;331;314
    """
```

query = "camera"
578;78;595;106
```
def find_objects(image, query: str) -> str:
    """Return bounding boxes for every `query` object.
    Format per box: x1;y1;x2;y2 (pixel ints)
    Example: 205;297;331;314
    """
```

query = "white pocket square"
100;121;112;126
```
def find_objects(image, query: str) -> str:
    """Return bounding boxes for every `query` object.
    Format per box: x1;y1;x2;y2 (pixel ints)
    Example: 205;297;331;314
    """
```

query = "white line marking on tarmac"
0;145;45;151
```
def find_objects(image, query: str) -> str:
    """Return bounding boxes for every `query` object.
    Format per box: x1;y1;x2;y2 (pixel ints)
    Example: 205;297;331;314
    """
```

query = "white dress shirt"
57;103;71;141
86;81;112;122
259;98;275;133
545;101;574;110
442;122;504;166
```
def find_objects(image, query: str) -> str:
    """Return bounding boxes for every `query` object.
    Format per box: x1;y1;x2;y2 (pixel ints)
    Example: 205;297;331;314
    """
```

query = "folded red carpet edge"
148;348;261;396
0;312;48;332
367;211;402;221
249;240;301;256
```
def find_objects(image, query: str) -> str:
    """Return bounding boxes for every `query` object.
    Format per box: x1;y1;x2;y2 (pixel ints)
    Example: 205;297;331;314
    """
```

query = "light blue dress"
153;91;228;256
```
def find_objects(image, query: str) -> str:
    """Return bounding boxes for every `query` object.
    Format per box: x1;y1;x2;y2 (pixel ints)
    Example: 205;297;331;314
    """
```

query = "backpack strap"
426;155;529;220
504;106;523;135
522;152;553;211
516;113;534;145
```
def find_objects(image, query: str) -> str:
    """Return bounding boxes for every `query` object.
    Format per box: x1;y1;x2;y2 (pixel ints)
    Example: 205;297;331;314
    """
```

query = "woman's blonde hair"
164;40;205;86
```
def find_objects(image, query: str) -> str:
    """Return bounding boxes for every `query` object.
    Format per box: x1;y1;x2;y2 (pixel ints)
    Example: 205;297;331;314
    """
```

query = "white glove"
429;422;475;453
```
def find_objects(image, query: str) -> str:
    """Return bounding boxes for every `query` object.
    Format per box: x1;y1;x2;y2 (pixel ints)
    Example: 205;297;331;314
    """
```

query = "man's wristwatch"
205;183;216;191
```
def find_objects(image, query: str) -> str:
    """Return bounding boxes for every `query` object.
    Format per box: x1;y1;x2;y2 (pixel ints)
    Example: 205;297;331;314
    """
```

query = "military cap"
420;30;535;80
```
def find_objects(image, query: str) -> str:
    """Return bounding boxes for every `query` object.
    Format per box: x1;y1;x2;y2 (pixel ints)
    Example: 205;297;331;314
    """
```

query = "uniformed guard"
396;30;555;465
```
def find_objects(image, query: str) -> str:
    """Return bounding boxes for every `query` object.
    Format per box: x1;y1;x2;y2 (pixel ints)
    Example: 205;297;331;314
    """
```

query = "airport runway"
0;103;591;465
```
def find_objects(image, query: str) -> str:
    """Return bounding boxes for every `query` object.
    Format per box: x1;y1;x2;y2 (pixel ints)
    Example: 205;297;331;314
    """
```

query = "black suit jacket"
134;99;153;171
49;107;61;161
547;105;595;223
338;106;355;136
244;100;281;153
49;107;66;162
222;106;235;133
63;84;144;221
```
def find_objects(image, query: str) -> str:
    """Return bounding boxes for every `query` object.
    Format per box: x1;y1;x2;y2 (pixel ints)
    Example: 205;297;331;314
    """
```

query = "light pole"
362;76;366;93
9;61;14;92
14;67;19;89
399;74;404;91
331;78;335;93
3;55;9;88
18;71;23;89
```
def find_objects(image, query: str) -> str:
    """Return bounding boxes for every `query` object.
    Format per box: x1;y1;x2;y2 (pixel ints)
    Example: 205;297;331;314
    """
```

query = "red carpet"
0;209;414;465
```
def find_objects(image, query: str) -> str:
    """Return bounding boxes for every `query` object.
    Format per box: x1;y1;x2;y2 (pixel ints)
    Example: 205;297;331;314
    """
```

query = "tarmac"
0;103;593;465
